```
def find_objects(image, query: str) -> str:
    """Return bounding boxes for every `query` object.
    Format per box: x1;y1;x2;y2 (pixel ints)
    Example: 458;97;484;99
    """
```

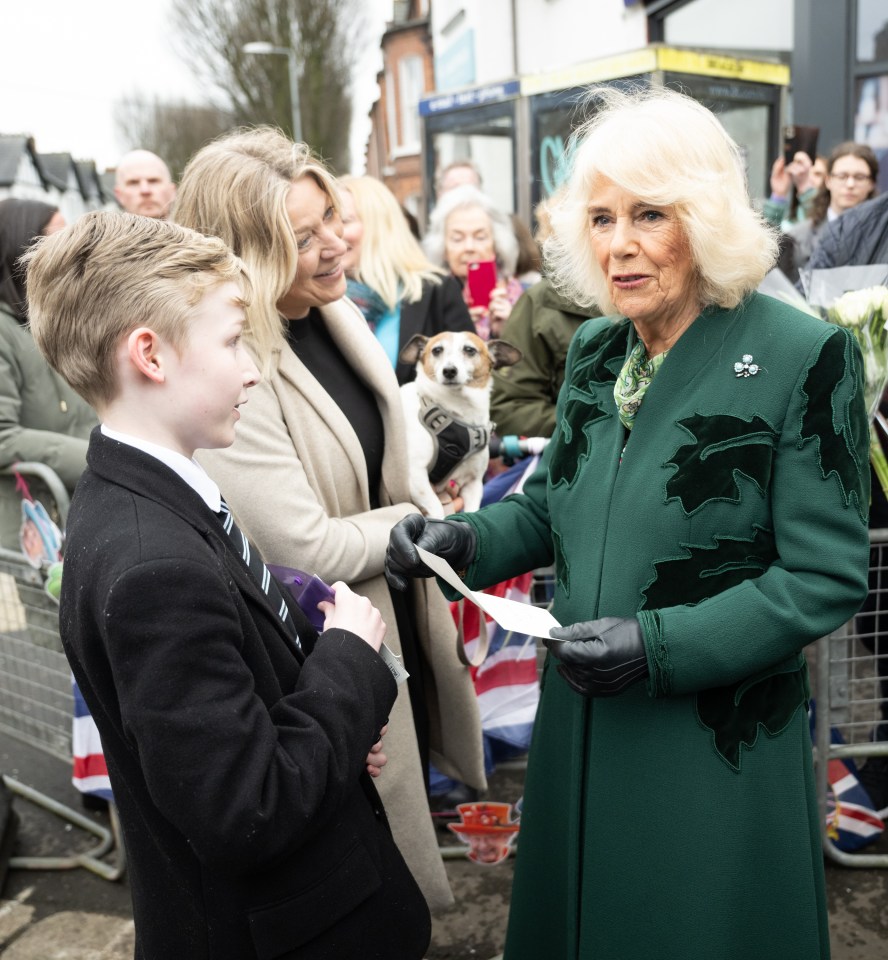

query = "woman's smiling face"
277;175;348;319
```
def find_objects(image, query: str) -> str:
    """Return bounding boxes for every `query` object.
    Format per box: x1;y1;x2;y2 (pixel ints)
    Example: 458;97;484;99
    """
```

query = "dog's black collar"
418;398;492;485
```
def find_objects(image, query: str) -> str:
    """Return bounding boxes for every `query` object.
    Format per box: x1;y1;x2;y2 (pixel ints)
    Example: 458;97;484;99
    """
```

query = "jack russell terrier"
398;331;522;518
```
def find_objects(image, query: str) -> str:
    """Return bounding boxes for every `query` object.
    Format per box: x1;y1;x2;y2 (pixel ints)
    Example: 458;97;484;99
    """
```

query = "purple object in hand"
265;565;335;631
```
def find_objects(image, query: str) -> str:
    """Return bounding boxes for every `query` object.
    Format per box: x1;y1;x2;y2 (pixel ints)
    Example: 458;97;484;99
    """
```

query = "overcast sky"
0;0;391;173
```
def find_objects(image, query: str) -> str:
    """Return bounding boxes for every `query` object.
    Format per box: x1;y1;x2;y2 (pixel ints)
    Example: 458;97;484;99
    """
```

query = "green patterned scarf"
614;341;668;430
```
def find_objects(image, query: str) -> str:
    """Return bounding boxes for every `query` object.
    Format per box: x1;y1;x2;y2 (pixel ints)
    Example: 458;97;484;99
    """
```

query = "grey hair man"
113;150;176;219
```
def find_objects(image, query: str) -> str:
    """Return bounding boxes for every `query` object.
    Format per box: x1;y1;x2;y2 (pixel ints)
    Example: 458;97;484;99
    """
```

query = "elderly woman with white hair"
387;87;870;959
423;184;521;339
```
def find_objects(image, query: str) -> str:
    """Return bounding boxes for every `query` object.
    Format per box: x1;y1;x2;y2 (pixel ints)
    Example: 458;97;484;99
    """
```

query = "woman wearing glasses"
786;142;879;274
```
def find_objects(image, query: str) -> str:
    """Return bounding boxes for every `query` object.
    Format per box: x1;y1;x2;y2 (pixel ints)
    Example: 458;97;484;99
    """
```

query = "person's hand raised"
770;156;791;199
487;285;513;338
786;150;815;194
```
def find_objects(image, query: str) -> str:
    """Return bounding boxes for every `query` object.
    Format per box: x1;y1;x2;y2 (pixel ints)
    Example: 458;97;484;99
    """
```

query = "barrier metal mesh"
815;530;888;867
0;550;71;763
0;545;124;879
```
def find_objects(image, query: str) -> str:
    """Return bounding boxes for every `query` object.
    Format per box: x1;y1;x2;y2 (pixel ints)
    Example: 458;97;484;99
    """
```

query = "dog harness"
418;398;492;484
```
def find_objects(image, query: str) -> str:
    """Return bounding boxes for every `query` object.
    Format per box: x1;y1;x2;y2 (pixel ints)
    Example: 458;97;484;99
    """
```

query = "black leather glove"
543;617;648;697
385;514;478;591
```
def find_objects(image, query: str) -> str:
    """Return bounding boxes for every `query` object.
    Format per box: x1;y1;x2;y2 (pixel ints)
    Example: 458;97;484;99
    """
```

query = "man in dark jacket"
806;191;888;270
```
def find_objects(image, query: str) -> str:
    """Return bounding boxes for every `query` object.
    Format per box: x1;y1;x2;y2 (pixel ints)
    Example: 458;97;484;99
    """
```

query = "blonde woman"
171;127;485;912
338;175;473;384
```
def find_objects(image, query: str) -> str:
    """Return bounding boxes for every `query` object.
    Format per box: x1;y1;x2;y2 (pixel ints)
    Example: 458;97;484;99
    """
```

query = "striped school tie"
217;500;301;651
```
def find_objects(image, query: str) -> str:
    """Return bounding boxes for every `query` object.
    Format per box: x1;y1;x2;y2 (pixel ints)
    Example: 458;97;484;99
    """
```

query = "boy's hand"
317;582;386;652
366;724;388;778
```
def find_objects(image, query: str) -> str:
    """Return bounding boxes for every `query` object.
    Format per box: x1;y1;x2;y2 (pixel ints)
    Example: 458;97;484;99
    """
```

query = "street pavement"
1;734;886;959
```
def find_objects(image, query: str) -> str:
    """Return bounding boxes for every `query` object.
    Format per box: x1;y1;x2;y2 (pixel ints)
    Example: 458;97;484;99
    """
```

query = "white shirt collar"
100;425;222;513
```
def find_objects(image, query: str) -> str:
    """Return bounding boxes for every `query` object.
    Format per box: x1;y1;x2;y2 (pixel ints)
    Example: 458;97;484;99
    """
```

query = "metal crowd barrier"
814;528;888;868
0;463;125;881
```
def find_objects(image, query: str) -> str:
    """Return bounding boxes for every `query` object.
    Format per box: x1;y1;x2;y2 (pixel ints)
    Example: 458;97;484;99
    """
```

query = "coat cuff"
637;609;672;698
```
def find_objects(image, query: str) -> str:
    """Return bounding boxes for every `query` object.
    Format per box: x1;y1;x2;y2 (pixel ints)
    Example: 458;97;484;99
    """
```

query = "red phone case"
466;260;498;309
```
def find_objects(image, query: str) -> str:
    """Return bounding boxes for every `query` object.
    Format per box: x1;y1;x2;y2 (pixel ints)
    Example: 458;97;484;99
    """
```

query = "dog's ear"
487;339;523;370
399;334;428;366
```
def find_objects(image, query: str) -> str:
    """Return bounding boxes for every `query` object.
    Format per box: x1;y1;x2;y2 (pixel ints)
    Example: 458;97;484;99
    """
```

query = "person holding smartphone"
783;141;879;276
765;126;823;230
423;185;524;339
337;176;474;385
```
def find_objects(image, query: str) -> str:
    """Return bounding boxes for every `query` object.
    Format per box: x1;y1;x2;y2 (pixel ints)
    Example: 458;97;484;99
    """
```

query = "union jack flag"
72;680;113;800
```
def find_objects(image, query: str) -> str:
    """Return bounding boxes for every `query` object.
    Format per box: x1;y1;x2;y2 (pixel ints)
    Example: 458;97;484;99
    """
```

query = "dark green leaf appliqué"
798;329;868;523
548;390;610;489
548;323;625;488
664;414;778;515
641;526;777;611
571;321;628;386
696;665;808;770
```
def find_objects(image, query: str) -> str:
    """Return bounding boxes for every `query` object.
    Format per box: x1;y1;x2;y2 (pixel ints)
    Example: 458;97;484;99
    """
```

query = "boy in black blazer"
24;212;431;959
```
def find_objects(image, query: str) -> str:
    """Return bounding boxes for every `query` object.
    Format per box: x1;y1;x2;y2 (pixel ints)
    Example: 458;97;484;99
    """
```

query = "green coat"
489;279;590;438
450;293;870;959
0;301;97;549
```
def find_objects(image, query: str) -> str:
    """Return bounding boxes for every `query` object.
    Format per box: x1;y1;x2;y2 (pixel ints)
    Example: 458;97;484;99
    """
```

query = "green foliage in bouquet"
826;286;888;499
826;286;888;419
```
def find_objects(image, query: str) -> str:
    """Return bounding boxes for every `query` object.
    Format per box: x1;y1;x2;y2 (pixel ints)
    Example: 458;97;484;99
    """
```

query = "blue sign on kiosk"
419;79;521;118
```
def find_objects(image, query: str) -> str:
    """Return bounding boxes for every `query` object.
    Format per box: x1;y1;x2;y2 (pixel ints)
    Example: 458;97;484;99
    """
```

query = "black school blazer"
60;429;430;960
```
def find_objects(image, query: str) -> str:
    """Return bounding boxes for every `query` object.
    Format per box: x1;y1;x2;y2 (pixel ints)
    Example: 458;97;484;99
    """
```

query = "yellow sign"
520;45;789;97
657;48;790;86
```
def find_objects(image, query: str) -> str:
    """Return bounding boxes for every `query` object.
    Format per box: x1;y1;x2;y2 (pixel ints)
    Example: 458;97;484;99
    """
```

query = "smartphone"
782;124;819;165
466;259;498;309
266;564;334;632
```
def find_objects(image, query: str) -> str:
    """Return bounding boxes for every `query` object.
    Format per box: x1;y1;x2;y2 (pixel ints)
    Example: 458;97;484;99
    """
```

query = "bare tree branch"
169;0;364;172
113;97;235;180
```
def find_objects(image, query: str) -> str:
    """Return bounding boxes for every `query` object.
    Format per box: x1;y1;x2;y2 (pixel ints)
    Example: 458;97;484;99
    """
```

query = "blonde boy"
25;212;430;960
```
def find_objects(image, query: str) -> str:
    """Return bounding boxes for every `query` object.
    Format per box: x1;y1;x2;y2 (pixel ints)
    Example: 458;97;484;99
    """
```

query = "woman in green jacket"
386;87;870;960
0;199;97;550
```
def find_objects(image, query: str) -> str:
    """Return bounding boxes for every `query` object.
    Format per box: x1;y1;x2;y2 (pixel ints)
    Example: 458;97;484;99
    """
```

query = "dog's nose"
442;365;458;380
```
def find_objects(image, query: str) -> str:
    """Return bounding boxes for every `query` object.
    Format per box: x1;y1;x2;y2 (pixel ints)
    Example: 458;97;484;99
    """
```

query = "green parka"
490;279;590;437
0;300;97;550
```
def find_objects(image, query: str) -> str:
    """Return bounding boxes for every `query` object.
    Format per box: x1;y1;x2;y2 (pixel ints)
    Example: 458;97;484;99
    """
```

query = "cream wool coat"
198;298;485;910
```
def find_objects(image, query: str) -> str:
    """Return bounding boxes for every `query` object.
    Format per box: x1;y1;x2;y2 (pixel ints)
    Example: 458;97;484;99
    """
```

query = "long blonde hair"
338;176;443;310
172;126;339;363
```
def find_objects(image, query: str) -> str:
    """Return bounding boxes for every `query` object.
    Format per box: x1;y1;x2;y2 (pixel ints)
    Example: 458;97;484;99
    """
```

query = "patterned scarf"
346;278;390;333
613;340;668;430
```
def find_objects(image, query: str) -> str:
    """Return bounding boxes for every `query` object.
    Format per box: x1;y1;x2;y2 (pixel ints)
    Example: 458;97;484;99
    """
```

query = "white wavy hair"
544;85;779;314
423;185;519;278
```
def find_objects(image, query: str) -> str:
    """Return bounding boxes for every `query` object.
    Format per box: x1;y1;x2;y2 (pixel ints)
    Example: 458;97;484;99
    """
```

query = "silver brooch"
734;354;759;378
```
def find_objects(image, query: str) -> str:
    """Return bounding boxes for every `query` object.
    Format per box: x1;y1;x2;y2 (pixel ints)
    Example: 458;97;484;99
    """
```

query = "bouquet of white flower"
826;285;888;420
802;266;888;498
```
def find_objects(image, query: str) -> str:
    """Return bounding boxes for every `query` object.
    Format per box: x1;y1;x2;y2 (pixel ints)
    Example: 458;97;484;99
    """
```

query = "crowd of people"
1;85;887;959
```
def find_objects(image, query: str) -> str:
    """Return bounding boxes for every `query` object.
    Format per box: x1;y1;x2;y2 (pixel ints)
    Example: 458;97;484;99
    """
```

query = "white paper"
379;642;409;685
417;546;561;638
